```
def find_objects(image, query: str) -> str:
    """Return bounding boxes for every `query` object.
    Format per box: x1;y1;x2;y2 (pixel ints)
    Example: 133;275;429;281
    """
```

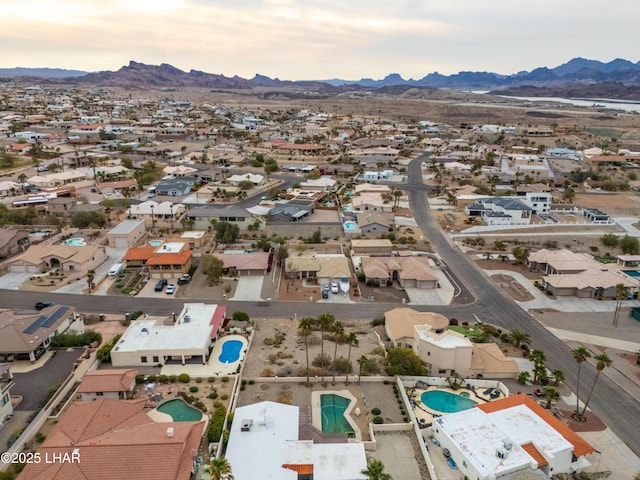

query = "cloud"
0;0;638;80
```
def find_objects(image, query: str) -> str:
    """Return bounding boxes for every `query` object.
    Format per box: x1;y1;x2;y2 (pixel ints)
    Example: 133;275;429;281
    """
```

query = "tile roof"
77;369;138;393
384;307;449;342
521;442;548;467
123;246;156;262
145;249;192;266
476;394;595;457
19;398;205;480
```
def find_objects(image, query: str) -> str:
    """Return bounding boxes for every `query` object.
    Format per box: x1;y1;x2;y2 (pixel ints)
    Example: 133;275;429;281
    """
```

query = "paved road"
404;152;640;457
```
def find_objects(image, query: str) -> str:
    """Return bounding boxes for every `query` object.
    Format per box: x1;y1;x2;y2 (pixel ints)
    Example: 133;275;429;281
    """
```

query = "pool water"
65;237;86;246
149;240;163;247
156;399;202;421
218;339;243;363
421;390;477;413
343;221;358;231
623;270;640;278
320;394;354;434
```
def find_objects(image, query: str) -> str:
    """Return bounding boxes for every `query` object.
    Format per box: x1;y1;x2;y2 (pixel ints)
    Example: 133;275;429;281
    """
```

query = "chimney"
166;427;174;438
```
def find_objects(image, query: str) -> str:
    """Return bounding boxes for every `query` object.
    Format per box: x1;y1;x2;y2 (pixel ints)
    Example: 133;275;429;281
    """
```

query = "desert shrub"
35;432;46;443
248;380;254;385
221;376;229;383
208;392;218;399
169;375;178;383
195;377;203;383
332;356;352;374
146;375;157;383
221;394;229;400
178;373;191;383
373;416;384;424
51;330;102;348
371;407;381;415
189;386;198;393
208;377;216;383
370;317;385;327
135;374;145;384
232;311;249;321
157;375;169;384
312;353;332;368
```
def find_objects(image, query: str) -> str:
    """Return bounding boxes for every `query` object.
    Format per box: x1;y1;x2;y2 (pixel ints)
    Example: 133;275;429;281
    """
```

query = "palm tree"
206;456;234;480
357;355;368;384
17;173;27;192
572;346;592;420
528;349;547;384
331;321;344;385
86;269;95;293
508;329;531;349
581;353;612;418
541;386;559;409
361;459;392;480
551;369;565;386
298;317;314;387
344;332;358;385
613;283;627;327
316;313;335;386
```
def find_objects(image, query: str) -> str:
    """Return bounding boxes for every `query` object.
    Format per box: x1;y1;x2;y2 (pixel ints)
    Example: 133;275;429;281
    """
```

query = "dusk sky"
2;0;637;80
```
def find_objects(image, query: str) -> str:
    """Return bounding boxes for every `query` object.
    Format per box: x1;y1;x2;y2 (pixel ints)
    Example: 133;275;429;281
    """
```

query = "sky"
2;0;638;81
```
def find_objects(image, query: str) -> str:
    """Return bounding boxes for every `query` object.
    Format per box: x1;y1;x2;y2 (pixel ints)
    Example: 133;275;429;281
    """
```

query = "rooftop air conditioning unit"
496;448;508;459
502;438;513;450
240;419;253;432
166;427;174;438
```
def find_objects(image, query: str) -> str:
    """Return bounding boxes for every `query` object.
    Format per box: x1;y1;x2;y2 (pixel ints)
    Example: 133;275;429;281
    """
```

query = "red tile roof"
18;399;205;480
77;369;137;393
476;394;595;457
521;442;548;467
145;249;192;266
210;305;226;337
283;464;314;475
123;246;156;262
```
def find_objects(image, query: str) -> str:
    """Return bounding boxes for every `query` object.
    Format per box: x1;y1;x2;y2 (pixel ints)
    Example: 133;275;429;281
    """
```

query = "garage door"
10;264;38;273
114;237;130;249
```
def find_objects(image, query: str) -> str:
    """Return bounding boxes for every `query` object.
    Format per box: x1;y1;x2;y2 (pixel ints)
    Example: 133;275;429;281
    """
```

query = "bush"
373;416;384;424
135;374;146;384
221;376;229;383
157;375;169;384
208;377;216;383
195;377;203;383
208;392;218;399
130;310;144;320
312;353;332;369
248;380;254;385
221;394;229;400
178;373;191;383
333;357;352;374
169;375;178;383
51;331;102;348
232;311;250;322
35;432;46;443
371;317;385;327
189;386;198;393
96;334;122;363
207;404;227;443
371;407;381;415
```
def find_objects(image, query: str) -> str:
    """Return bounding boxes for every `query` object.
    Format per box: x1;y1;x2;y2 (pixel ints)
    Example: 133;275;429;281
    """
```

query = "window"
1;393;8;407
96;392;104;396
141;356;148;363
153;356;159;363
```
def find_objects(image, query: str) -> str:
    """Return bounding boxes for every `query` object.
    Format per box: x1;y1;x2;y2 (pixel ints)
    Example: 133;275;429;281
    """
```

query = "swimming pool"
65;237;86;246
149;240;163;247
156;398;202;421
218;339;243;363
623;270;640;278
343;221;358;231
421;390;477;413
320;394;354;434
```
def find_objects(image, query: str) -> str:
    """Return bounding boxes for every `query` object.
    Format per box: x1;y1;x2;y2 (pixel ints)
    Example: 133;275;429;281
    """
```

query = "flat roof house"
226;401;367;480
110;303;225;367
18;398;205;480
432;394;595;480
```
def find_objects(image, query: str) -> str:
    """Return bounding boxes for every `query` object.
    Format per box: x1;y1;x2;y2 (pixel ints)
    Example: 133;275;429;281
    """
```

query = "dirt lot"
575;191;640;215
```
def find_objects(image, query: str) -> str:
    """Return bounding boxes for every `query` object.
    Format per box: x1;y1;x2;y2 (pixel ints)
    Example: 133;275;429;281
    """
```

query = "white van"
108;263;125;277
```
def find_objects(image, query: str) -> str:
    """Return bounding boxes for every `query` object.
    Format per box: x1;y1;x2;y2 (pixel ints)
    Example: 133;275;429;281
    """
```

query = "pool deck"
147;408;174;423
311;389;362;442
161;334;249;377
411;385;506;428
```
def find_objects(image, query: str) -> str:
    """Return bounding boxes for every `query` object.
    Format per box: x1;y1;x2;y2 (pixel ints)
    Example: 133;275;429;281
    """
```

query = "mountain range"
2;58;640;99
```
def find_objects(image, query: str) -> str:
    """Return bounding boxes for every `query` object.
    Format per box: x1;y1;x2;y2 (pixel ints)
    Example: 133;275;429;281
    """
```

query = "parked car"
34;301;55;310
166;284;176;294
443;448;451;459
177;274;191;285
154;279;168;292
331;283;339;294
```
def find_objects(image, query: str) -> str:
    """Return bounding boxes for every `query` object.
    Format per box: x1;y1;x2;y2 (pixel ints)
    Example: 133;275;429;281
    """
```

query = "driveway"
11;349;82;411
0;272;32;290
230;276;265;301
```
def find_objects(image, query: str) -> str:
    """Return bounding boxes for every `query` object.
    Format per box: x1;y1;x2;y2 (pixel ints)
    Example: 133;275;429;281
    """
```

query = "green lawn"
448;326;482;338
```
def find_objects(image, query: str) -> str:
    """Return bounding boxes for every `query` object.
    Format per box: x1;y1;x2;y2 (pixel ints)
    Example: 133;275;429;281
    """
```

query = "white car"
166;284;176;294
331;283;339;294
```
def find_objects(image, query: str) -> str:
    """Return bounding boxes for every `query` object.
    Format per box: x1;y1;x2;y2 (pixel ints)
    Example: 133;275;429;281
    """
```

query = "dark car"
154;279;168;292
34;301;55;310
